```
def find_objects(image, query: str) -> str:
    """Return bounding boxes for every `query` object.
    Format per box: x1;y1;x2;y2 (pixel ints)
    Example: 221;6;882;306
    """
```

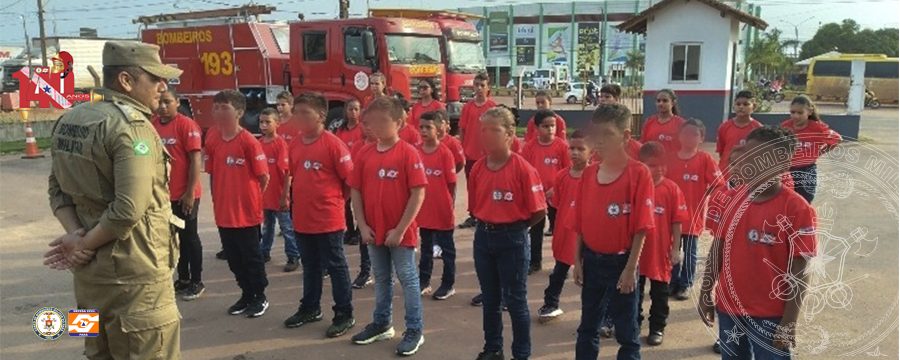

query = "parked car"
565;82;588;104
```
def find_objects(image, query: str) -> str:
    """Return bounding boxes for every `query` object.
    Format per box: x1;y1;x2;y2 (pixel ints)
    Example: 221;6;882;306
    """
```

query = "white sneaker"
433;245;443;259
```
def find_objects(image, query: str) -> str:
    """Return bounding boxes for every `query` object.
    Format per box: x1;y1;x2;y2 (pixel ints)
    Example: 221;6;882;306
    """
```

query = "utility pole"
780;16;815;59
37;0;48;66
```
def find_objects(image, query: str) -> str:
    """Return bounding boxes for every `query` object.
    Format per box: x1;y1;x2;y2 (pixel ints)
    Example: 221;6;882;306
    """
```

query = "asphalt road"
1;107;897;359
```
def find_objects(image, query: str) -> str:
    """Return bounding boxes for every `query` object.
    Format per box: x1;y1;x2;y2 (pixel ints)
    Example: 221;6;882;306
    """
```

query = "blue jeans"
369;245;423;332
261;210;299;259
419;228;456;288
670;234;698;291
473;222;531;359
576;250;640;360
717;311;790;360
790;164;817;203
297;231;353;314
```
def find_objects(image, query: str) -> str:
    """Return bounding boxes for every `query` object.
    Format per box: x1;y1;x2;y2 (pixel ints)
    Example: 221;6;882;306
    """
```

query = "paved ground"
1;107;897;359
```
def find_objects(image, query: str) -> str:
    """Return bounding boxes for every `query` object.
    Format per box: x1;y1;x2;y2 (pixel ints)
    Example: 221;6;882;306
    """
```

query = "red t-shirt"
521;137;572;192
639;178;689;282
350;138;375;161
408;100;445;130
459;98;497;160
278;120;303;144
640;115;686;153
288;131;354;234
713;187;817;317
152;113;202;200
576;160;655;254
716;118;762;170
204;129;269;228
548;168;582;265
335;123;364;149
259;136;290;211
780;119;842;168
524;114;567;143
349;142;428;247
666;150;722;235
398;124;423;146
467;153;547;224
511;137;524;154
441;135;465;168
416;144;457;231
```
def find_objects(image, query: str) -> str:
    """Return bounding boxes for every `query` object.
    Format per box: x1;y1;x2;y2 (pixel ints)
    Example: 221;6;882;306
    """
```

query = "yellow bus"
806;54;899;104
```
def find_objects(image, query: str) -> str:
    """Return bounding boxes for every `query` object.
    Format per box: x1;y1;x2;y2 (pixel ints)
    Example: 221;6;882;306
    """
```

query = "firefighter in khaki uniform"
43;41;184;359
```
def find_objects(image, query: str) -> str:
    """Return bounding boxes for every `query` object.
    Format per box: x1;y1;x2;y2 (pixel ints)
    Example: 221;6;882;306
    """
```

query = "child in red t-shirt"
281;93;356;338
591;86;641;165
716;90;762;171
153;89;205;301
415;112;458;300
335;99;364;246
640;89;685;153
256;109;299;272
275;91;302;144
521;109;571;274
524;90;567;143
574;104;653;359
362;72;390;108
349;97;427;356
781;95;841;203
637;141;689;346
699;126;817;359
468;107;547;360
349;112;377;290
458;72;497;229
408;78;445;130
537;130;590;323
395;96;424;146
205;90;271;318
667;118;723;301
434;109;465;173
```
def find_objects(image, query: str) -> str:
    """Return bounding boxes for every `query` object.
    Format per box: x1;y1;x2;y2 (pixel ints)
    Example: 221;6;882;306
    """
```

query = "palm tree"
625;50;645;87
744;29;793;81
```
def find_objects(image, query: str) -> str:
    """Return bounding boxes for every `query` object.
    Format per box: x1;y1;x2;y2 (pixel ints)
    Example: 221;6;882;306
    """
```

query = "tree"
800;19;899;59
745;29;792;79
624;50;644;87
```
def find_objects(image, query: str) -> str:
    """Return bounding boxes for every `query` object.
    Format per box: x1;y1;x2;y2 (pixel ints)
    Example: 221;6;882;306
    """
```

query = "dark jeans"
576;250;640;360
473;222;531;359
419;228;456;288
528;206;557;268
670;234;699;291
345;202;358;236
638;276;670;333
790;164;817;203
543;260;570;307
297;231;353;315
218;226;268;297
173;200;202;283
358;242;371;275
717;311;790;360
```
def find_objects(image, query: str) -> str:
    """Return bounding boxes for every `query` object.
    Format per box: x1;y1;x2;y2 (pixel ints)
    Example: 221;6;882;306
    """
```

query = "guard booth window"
671;43;701;82
303;32;327;61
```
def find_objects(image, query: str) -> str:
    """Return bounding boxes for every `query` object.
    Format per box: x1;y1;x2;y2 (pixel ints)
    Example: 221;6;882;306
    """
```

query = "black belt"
477;220;529;231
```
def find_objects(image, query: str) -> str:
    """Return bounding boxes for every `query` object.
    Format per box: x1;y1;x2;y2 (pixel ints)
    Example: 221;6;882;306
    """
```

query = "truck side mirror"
363;30;375;59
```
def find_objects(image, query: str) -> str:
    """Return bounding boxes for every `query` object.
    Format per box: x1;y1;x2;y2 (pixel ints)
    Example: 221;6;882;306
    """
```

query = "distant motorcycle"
760;80;785;103
865;89;881;109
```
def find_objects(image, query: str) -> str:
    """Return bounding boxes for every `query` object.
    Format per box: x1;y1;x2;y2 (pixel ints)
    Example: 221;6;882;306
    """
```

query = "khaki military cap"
103;41;183;80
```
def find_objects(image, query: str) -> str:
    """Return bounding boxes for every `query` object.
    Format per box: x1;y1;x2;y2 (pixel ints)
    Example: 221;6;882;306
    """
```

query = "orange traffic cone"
19;109;44;159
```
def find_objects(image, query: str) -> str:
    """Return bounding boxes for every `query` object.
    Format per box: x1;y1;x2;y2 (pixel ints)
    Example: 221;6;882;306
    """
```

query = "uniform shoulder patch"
133;140;151;156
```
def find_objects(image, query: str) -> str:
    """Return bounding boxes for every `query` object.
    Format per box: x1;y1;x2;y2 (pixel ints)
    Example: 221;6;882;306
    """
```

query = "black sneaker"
326;312;355;338
181;282;205;301
475;350;504;360
458;216;477;229
396;329;425;356
263;254;272;263
538;304;563;323
713;340;722;354
284;257;299;272
216;250;227;260
245;295;269;318
351;322;395;345
674;288;690;301
323;269;331;279
352;272;373;289
174;279;191;295
228;294;252;315
647;330;664;346
599;325;614;338
470;293;483;306
284;307;323;328
432;285;455;300
528;264;541;275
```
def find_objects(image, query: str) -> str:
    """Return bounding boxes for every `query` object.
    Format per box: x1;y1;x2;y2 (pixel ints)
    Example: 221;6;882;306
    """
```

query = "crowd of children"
152;71;828;358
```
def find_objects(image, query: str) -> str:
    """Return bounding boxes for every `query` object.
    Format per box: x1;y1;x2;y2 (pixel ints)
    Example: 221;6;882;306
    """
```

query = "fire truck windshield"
387;35;442;65
447;40;485;73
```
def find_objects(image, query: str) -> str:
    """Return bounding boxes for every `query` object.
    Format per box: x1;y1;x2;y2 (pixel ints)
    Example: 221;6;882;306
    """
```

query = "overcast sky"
1;0;898;47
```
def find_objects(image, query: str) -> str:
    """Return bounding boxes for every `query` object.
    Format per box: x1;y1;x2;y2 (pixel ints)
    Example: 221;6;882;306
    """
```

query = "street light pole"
780;16;815;59
0;12;32;76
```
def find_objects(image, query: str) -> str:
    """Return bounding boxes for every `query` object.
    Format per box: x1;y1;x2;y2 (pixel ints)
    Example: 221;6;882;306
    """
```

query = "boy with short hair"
275;90;302;144
205;89;271;318
524;90;567;143
668;118;723;301
350;97;427;356
397;96;424;146
716;90;762;171
257;108;300;272
349;116;377;289
699;126;816;360
521;109;571;274
432;110;465;173
415;112;458;300
458;73;497;229
537;130;590;323
637;141;689;346
574;103;653;359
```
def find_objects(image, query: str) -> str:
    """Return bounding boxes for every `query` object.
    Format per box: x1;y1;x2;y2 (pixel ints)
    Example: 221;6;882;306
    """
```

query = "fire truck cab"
289;16;447;121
